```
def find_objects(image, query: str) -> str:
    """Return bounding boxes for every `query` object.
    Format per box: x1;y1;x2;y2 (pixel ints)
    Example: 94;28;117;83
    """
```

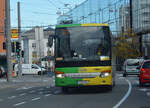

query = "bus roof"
56;23;109;28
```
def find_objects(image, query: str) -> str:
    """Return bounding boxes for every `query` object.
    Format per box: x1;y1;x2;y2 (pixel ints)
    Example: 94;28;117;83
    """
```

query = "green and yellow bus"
52;23;115;92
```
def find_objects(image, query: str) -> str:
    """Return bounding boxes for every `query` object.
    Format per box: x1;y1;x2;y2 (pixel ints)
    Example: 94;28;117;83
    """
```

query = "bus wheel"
123;73;126;77
38;71;41;75
62;87;68;93
108;86;113;91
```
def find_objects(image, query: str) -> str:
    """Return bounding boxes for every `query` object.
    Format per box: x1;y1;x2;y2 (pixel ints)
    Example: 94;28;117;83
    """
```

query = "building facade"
132;0;150;57
22;27;54;64
57;0;130;35
119;5;130;32
0;0;6;55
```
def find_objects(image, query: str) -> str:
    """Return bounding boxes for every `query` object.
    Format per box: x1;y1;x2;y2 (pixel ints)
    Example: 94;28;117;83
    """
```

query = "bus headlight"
56;74;65;78
100;72;110;78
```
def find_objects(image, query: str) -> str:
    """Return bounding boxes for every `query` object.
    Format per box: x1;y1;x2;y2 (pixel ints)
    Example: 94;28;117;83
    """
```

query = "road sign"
11;29;18;39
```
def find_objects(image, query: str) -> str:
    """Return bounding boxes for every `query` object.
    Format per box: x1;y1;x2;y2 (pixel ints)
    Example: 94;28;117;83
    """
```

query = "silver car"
123;59;144;77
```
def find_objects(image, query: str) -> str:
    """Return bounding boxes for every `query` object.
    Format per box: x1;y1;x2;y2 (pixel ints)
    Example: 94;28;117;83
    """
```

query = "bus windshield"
55;26;111;61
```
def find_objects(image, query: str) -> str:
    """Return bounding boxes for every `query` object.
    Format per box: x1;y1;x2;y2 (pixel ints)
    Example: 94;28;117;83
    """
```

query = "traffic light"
3;42;6;49
16;42;21;58
21;50;24;57
11;42;15;52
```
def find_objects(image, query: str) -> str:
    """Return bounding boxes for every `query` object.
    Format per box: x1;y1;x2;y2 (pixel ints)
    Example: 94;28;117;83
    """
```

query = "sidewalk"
0;75;52;90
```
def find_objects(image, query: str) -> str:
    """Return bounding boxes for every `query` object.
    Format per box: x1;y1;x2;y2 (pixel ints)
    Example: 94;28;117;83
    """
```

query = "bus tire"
62;87;68;93
108;85;113;91
123;73;126;77
38;71;41;75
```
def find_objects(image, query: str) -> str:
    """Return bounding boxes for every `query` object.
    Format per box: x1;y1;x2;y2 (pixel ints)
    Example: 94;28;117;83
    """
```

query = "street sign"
11;29;18;39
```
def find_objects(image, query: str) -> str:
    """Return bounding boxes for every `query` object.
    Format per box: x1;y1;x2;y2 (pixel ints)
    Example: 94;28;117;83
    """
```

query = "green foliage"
115;30;140;59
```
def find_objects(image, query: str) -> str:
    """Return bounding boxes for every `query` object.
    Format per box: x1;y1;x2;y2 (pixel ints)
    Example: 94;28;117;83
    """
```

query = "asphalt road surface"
0;73;150;108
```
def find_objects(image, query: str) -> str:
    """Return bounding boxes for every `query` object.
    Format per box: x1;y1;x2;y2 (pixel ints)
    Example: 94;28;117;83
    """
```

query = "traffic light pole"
5;0;12;82
17;2;22;78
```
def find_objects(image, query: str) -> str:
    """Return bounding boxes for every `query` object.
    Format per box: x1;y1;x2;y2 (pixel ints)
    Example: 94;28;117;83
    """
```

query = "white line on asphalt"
31;97;41;101
113;78;132;108
16;87;32;91
8;96;17;99
135;80;139;85
19;93;26;96
13;101;26;107
45;94;52;97
118;77;124;80
39;92;43;94
46;86;50;89
116;74;123;77
38;88;44;91
0;99;3;102
146;92;150;96
54;90;61;94
139;88;150;92
29;90;35;93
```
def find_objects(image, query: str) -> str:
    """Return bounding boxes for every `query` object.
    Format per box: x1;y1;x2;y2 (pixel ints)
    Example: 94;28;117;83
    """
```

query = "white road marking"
16;87;32;91
0;99;3;102
147;92;150;96
13;101;26;106
113;79;132;108
43;80;48;82
45;91;52;94
135;80;139;85
118;77;124;79
54;90;61;94
31;97;41;101
116;74;123;77
45;94;52;97
39;92;43;94
19;93;26;96
29;90;35;93
139;88;150;92
8;96;16;99
38;88;44;91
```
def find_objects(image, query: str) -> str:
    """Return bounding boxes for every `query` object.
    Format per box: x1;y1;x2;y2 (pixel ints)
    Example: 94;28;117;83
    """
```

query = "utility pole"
17;1;22;78
129;0;132;29
5;0;12;82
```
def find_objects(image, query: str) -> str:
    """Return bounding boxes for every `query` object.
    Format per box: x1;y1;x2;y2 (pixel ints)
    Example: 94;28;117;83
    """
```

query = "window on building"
32;43;36;48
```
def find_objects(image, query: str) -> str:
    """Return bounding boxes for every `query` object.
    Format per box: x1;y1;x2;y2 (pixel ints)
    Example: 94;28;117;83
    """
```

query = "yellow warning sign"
11;29;18;38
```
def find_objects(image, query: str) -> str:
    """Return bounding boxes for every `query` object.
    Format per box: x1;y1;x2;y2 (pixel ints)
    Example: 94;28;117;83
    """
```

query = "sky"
10;0;86;28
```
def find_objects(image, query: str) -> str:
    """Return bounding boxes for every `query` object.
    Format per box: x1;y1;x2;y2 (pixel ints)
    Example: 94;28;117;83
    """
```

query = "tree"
115;29;140;59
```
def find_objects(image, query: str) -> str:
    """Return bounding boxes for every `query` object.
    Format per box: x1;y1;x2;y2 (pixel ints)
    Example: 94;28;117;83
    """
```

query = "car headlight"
56;74;65;78
100;72;110;78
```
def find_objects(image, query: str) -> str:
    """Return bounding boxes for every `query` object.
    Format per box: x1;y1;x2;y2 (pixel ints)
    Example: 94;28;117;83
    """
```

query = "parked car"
123;59;144;77
139;60;150;86
14;64;46;75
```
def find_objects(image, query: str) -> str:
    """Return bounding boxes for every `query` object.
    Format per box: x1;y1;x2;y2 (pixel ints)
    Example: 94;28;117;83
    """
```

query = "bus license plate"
78;81;89;84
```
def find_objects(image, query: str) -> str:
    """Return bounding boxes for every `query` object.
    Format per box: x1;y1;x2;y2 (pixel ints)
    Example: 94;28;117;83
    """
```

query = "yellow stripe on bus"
82;23;109;27
78;66;112;73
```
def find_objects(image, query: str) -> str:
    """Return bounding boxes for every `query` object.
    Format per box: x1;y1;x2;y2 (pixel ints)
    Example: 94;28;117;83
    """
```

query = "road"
0;73;150;108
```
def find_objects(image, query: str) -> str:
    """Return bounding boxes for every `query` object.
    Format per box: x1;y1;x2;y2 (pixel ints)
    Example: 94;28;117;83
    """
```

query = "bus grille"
64;73;101;78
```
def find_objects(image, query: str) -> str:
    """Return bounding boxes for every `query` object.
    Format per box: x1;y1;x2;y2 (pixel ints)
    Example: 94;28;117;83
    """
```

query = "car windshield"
55;26;111;61
143;61;150;68
126;60;140;66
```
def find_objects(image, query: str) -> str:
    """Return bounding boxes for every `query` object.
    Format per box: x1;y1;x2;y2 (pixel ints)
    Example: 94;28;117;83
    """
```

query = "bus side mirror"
48;35;54;47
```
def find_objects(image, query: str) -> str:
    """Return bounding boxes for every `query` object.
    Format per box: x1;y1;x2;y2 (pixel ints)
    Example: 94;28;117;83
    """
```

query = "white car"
123;59;144;77
14;64;46;75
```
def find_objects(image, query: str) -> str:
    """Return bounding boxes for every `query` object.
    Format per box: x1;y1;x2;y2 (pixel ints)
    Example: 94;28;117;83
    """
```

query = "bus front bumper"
55;76;112;87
